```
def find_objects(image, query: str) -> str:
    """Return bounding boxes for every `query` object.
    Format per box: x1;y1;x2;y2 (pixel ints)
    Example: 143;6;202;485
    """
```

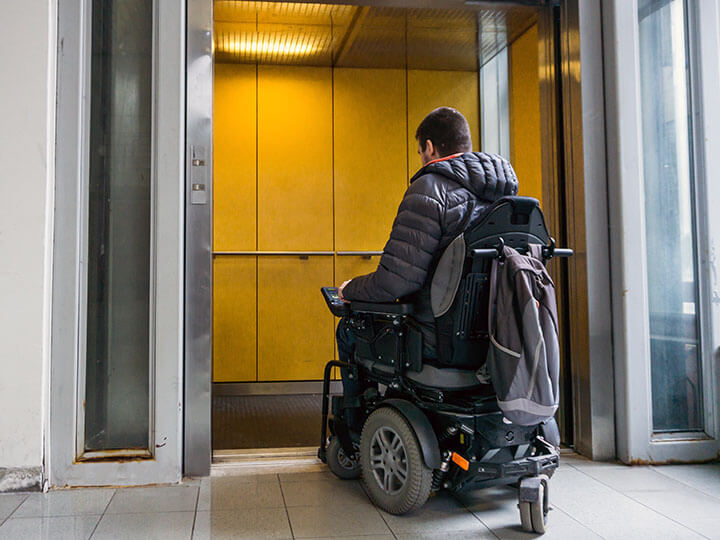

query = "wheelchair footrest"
455;450;559;491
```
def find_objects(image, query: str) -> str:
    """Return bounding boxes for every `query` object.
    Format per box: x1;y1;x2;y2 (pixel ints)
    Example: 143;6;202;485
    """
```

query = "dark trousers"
336;317;363;430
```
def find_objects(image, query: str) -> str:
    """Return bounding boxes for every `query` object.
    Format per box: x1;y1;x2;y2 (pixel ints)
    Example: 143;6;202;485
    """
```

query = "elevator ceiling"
213;0;539;69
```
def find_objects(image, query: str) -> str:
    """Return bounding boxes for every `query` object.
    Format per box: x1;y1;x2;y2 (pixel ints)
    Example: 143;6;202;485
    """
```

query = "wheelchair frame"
317;197;571;529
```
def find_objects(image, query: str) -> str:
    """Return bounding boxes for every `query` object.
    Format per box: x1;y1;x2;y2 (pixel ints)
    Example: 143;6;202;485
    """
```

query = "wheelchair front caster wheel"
518;475;549;533
360;407;432;515
326;436;361;480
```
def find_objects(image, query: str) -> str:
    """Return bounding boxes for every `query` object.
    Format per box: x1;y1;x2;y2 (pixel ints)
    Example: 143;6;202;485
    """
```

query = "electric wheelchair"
318;196;572;533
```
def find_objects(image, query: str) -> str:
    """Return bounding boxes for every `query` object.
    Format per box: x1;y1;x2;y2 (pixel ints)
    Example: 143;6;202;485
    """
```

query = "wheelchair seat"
405;363;482;390
356;356;484;390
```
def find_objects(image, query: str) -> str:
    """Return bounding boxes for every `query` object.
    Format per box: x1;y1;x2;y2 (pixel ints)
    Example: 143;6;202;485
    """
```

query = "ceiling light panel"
213;1;537;69
214;1;354;65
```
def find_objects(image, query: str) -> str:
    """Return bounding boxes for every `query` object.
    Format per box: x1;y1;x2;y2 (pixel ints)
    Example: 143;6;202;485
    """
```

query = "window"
638;0;703;432
480;48;510;158
84;0;153;451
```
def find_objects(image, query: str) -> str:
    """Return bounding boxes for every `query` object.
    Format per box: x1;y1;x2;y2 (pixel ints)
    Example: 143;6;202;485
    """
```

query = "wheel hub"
369;426;408;495
337;443;360;470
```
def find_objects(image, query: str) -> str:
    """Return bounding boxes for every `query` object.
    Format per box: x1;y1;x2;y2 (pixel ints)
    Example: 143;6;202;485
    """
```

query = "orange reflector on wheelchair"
451;452;470;470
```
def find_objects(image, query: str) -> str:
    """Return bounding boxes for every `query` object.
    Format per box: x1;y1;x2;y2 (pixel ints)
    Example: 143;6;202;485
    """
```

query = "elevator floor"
212;394;322;449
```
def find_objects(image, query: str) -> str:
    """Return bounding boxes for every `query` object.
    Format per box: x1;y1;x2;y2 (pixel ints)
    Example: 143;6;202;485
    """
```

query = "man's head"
415;107;472;166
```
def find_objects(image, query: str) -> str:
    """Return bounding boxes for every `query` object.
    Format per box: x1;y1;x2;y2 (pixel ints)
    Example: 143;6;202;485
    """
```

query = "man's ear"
425;139;435;156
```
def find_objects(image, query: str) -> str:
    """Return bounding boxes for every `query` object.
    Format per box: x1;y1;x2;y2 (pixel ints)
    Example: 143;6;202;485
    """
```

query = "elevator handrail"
212;251;384;256
213;251;335;256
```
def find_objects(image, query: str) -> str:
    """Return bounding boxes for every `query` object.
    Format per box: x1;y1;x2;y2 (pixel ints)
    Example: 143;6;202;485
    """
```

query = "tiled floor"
1;454;719;539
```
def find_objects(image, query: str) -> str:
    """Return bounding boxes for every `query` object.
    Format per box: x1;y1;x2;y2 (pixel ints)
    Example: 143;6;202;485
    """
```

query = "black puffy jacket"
342;151;519;357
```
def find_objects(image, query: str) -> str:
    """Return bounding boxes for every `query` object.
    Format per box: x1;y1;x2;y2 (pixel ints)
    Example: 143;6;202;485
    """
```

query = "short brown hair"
415;107;472;156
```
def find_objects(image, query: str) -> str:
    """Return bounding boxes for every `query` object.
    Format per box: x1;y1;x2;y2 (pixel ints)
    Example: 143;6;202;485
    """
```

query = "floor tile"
105;485;198;514
192;508;292;540
287;504;391;538
652;463;720;499
13;489;114;518
579;465;691;492
277;471;334;483
491;523;603;540
0;493;28;520
545;466;667;526
281;479;368;507
0;515;101;540
455;485;597;539
180;477;203;487
305;536;394;540
454;485;520;530
208;474;279;484
583;516;704;540
625;488;720;525
197;476;284;511
684;518;720;540
378;493;485;535
395;532;495;540
91;511;195;540
561;455;626;470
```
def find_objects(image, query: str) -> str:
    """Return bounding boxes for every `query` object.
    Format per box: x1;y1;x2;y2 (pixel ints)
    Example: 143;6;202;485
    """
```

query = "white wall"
0;0;55;471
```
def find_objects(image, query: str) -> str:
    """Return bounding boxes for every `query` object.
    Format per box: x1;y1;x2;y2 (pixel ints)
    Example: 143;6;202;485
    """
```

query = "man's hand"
338;280;352;303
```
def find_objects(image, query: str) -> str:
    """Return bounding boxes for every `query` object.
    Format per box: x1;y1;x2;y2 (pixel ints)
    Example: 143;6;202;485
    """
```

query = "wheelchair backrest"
464;196;551;254
430;196;552;369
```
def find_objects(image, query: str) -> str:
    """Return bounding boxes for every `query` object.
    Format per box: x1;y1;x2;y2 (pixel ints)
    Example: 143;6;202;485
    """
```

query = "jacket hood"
410;151;519;202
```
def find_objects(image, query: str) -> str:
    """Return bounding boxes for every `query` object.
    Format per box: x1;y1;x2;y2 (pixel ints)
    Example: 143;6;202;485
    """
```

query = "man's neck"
424;152;464;167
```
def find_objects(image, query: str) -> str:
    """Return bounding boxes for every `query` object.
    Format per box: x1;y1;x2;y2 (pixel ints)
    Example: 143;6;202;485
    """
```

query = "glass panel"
638;0;703;432
84;0;153;451
480;48;510;158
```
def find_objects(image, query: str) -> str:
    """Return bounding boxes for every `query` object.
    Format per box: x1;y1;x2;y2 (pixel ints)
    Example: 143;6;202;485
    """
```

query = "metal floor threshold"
211;446;325;476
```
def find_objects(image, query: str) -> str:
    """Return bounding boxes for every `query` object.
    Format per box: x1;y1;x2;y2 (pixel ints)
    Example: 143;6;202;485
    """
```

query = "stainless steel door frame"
50;0;185;486
184;0;617;473
692;0;720;463
603;0;720;463
185;0;213;477
538;0;615;460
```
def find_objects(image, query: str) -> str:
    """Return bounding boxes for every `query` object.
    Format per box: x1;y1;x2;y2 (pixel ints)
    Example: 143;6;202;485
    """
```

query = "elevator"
208;0;553;455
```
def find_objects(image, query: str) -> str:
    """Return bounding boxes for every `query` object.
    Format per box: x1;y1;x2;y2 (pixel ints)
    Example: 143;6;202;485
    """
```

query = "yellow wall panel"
334;68;408;251
213;63;257;251
510;24;543;205
407;70;480;177
257;66;334;251
213;256;257;382
258;256;335;381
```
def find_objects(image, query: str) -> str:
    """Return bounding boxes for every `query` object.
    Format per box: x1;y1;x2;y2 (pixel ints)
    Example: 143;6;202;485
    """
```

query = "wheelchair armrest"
350;301;413;316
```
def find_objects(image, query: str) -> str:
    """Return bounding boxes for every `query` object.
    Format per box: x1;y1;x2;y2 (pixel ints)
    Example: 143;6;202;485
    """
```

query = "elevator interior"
211;0;547;452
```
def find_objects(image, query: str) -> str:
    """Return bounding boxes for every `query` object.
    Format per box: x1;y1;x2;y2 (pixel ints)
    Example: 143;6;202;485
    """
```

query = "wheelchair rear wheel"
326;436;361;480
360;407;432;515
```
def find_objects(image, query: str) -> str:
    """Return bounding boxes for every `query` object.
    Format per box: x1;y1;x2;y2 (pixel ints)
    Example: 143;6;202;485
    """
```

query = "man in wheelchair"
318;107;568;532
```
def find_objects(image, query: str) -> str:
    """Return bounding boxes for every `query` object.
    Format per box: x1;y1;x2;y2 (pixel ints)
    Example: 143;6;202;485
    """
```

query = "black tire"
326;436;361;480
360;407;433;515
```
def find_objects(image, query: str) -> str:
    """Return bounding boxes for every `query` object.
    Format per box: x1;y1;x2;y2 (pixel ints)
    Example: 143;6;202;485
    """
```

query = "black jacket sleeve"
342;175;445;303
